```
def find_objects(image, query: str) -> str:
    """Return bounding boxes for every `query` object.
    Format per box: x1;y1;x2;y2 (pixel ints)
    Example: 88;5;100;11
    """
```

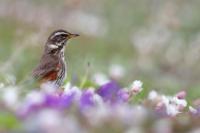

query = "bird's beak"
68;33;80;38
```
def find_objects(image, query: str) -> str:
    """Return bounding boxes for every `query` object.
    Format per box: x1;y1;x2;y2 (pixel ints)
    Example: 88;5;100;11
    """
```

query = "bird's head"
45;29;79;53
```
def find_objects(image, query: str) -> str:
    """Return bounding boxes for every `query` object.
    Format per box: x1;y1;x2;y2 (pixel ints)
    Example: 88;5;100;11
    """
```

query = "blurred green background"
1;0;200;99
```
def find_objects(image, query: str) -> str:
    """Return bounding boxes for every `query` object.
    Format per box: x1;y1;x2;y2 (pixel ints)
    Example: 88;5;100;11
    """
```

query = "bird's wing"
32;55;59;80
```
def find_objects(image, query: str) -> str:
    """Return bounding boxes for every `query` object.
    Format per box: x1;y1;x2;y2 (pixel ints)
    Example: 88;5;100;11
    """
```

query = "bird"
32;29;79;89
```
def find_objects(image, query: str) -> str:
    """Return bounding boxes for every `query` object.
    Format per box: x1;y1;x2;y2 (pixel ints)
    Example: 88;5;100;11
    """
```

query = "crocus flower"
79;89;95;109
44;93;74;109
97;81;121;103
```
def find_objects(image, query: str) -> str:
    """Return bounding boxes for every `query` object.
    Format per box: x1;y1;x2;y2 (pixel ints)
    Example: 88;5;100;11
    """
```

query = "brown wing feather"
32;54;59;80
39;70;58;83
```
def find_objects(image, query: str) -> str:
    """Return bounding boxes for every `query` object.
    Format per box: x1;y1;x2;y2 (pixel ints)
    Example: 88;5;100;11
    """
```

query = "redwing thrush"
32;29;79;88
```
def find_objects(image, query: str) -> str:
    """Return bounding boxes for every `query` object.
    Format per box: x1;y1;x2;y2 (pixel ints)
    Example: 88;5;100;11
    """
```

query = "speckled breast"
55;50;66;87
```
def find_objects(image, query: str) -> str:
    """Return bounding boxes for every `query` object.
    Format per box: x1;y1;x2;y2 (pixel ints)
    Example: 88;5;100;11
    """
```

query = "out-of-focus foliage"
0;80;200;133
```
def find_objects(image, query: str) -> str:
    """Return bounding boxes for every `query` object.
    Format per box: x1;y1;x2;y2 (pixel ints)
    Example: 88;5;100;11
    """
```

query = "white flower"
92;72;110;86
38;109;61;127
2;87;19;109
130;80;143;93
172;97;187;108
158;96;178;116
166;104;180;116
25;90;45;105
161;95;170;106
148;90;158;100
40;82;58;93
0;82;4;88
158;95;187;116
109;64;125;79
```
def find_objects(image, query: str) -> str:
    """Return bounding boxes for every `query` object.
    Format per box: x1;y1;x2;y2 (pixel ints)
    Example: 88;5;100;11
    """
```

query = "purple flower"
44;94;59;107
18;92;75;118
117;89;129;102
97;81;121;103
59;94;75;109
79;90;95;109
44;92;75;109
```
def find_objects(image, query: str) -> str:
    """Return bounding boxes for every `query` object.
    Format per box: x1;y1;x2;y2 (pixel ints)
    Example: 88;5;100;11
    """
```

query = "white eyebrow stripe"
50;32;68;40
54;32;68;36
48;44;59;49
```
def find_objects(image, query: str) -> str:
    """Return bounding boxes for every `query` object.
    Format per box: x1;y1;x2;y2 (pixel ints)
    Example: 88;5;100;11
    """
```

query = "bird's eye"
62;35;66;39
62;34;66;37
61;34;67;38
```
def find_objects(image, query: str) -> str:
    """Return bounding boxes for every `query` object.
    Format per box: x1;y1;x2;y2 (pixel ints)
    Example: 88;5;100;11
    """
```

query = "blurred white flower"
40;82;58;93
25;90;45;105
92;72;110;86
148;90;158;100
158;95;187;116
162;96;180;116
39;109;61;126
2;87;19;109
166;104;180;117
109;64;125;80
0;82;4;88
130;80;143;94
172;97;187;109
